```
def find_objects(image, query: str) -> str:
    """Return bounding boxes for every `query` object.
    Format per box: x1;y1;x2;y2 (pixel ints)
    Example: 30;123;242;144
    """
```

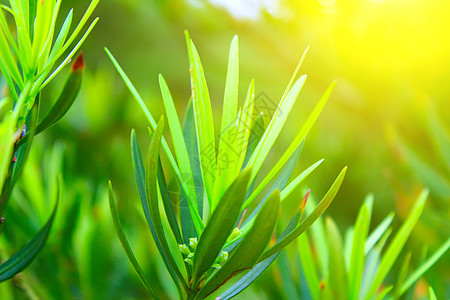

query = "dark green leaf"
182;99;204;218
107;181;159;299
131;129;183;295
0;177;59;282
157;159;183;244
145;116;188;292
218;206;303;300
242;113;265;167
192;167;252;286
22;54;83;148
197;189;280;299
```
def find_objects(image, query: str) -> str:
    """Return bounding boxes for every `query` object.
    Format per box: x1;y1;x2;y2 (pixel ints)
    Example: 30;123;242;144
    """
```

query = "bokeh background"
1;0;449;299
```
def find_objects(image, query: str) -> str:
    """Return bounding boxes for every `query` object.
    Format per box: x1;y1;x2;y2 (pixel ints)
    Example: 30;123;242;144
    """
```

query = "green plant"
0;0;99;282
106;32;347;299
276;190;449;299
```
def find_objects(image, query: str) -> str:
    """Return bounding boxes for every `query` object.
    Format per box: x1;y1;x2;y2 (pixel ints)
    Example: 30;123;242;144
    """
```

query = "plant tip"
71;53;85;71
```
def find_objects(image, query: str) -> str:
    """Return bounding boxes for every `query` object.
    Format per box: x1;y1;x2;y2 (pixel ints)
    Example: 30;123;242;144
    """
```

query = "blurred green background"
1;0;448;298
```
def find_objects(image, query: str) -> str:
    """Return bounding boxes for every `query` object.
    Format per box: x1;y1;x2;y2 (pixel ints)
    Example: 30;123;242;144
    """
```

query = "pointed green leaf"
145;116;188;292
398;236;450;296
107;181;159;299
0;177;59;282
182;99;204;216
185;32;216;208
218;205;303;300
215;79;255;204
192;168;252;286
326;217;348;299
245;75;307;180
217;35;239;178
159;74;199;222
105;48;204;232
349;201;370;300
259;166;346;261
242;113;265;167
37;54;83;133
298;233;320;299
429;287;437;300
157;160;183;244
365;212;394;254
197;189;280;298
243;82;336;210
364;189;429;300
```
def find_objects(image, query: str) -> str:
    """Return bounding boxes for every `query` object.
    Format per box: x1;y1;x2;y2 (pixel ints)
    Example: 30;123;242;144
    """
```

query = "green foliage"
280;190;449;300
0;0;99;283
107;33;346;299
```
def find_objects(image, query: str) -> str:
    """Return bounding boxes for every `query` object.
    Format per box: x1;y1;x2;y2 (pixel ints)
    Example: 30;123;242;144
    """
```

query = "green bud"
184;258;193;266
189;237;198;250
179;244;191;256
229;227;242;241
212;263;221;269
217;251;228;263
187;253;194;259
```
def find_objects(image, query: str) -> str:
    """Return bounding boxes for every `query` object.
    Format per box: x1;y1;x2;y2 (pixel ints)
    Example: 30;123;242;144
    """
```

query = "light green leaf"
243;81;336;210
185;32;216;209
245;75;307;181
326;217;348;299
259;166;347;261
364;189;429;300
399;236;450;296
159;74;198;219
349;202;370;300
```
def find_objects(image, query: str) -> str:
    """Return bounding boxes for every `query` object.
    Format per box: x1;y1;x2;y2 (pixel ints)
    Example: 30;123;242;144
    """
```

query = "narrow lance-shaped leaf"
192;168;252;287
349;201;370;300
259;166;347;261
197;189;280;299
393;251;412;299
243;82;336;210
364;189;429;300
216;35;239;195
219;196;306;300
0;176;59;282
398;236;450;296
365;212;394;254
244;45;309;174
107;182;160;299
145;116;188;292
214;79;254;205
185;32;216;208
182;99;204;216
326;217;348;300
243;143;304;227
245;75;307;181
297;233;320;299
19;53;84;149
130;129;183;295
157;160;183;244
105;48;204;232
242;113;265;167
159;74;199;225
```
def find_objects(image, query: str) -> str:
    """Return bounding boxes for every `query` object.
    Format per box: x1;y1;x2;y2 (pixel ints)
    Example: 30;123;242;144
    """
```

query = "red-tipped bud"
299;189;310;211
71;53;85;71
319;280;325;290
